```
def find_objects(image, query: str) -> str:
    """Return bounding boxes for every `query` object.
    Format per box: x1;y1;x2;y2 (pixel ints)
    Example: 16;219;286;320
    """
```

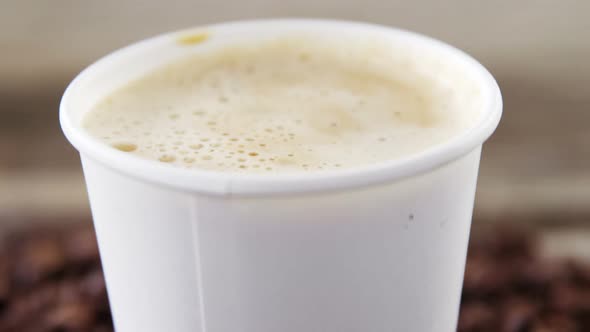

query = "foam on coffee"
83;35;481;173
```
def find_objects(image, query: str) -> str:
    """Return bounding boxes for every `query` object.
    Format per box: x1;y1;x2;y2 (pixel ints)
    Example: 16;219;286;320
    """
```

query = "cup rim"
60;18;502;197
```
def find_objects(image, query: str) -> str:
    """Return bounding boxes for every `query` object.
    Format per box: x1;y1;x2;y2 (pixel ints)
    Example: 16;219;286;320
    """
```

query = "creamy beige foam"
83;35;481;173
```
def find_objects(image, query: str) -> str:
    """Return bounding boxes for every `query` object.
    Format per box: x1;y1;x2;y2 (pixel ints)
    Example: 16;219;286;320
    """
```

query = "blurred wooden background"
1;0;589;231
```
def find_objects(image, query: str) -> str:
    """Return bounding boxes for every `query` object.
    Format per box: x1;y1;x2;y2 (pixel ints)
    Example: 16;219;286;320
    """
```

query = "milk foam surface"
83;36;481;173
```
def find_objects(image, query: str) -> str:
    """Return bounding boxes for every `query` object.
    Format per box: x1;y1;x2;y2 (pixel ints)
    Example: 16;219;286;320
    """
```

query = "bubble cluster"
82;36;479;173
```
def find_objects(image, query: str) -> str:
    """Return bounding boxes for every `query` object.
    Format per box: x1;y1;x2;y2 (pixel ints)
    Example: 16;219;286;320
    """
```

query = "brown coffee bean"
550;283;590;314
12;236;66;286
569;261;590;286
0;283;58;331
515;260;572;292
469;227;536;260
57;279;85;304
92;325;114;332
64;226;100;266
458;302;498;332
0;257;11;310
531;313;578;332
501;297;537;332
43;300;96;331
463;255;512;295
80;268;108;303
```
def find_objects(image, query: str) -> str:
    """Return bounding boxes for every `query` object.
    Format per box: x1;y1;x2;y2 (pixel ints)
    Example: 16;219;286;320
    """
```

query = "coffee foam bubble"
83;36;481;173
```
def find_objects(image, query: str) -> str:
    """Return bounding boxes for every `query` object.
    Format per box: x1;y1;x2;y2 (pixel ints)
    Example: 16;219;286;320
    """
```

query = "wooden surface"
1;0;589;224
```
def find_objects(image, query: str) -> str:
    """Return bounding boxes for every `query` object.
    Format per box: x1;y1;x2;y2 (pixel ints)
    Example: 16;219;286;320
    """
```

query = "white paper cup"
60;19;502;332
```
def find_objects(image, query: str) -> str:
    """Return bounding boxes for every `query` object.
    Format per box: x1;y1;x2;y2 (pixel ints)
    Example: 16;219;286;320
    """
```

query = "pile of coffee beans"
0;224;111;332
0;223;588;331
460;227;590;332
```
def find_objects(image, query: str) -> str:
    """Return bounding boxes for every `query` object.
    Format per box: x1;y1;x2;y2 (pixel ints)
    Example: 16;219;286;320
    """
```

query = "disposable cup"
60;19;502;332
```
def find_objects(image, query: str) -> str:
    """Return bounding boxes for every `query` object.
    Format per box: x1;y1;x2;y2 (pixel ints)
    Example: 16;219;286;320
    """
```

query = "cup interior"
60;19;502;196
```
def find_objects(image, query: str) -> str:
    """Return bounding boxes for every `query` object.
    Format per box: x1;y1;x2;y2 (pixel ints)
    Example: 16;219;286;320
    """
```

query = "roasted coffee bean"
457;302;497;332
531;313;578;332
0;283;58;331
12;236;66;286
515;260;572;292
549;282;590;314
80;268;108;304
500;297;537;332
92;325;114;332
0;257;11;311
64;226;100;266
468;226;536;260
463;254;513;295
43;300;96;331
569;261;590;286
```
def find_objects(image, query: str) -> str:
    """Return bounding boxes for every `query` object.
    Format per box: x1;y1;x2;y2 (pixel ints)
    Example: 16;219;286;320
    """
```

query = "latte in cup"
83;35;481;173
62;21;502;332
